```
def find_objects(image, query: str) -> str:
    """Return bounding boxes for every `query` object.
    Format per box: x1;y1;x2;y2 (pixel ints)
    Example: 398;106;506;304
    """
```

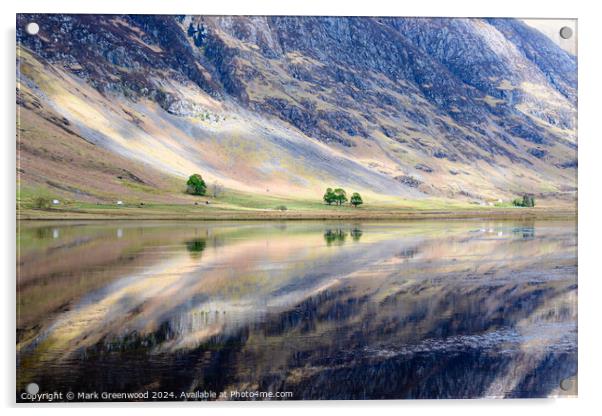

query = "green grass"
17;182;573;221
118;179;167;195
215;189;479;212
217;190;343;211
494;201;519;208
17;185;57;207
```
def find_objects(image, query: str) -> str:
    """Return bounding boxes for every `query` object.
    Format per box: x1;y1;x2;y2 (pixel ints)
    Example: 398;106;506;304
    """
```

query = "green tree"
523;195;535;207
323;188;336;205
512;194;536;207
186;174;207;196
350;192;363;207
32;196;51;210
333;188;347;206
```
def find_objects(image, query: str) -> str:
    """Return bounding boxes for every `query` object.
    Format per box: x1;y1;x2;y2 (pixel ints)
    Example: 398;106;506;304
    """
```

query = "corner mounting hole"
560;378;575;391
25;22;39;36
26;382;40;395
559;26;573;40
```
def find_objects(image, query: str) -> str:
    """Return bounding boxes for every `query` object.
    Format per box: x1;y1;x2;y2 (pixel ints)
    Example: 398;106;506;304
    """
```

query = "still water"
17;220;577;400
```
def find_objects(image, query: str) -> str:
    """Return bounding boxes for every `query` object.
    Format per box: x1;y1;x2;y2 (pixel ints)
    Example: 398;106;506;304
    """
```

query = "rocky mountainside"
16;14;577;204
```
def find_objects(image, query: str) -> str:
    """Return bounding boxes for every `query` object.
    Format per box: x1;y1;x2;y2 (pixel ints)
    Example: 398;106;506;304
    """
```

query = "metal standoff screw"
559;26;573;40
25;22;39;36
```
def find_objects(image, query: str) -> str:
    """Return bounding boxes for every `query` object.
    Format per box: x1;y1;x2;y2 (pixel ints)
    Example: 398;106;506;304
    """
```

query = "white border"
2;1;601;415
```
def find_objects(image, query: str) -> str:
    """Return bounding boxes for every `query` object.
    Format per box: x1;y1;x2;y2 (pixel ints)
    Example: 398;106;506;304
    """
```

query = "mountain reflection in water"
17;220;577;400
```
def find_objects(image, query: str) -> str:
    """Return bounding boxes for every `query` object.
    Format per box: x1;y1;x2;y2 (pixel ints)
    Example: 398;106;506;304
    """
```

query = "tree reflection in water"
16;220;577;400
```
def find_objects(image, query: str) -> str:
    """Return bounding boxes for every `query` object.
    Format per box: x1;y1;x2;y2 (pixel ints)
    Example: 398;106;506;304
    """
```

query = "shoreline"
17;208;577;222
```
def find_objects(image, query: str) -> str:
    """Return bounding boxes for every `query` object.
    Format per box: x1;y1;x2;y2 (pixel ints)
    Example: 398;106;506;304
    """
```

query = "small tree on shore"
334;188;347;206
523;195;535;207
512;194;535;207
323;188;336;205
32;196;52;210
350;192;363;207
186;174;207;196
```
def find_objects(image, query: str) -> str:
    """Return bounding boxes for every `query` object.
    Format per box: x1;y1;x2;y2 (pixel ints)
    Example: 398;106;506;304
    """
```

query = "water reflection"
350;226;363;242
324;226;363;245
513;226;536;239
16;220;577;400
324;228;347;245
185;239;207;257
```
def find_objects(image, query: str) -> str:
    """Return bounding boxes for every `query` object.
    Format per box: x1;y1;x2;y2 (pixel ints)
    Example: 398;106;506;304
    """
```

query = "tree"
32;196;51;210
512;194;536;207
333;188;347;206
523;195;535;207
323;188;336;205
350;192;363;207
186;174;207;196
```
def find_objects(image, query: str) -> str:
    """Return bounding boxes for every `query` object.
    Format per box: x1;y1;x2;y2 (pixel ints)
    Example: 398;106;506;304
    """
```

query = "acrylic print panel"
16;15;577;402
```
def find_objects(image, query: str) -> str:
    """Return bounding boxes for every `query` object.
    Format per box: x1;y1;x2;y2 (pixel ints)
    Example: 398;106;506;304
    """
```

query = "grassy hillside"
16;16;577;218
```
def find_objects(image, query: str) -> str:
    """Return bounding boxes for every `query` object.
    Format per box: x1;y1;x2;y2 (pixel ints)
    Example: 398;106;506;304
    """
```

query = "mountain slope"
16;15;577;205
